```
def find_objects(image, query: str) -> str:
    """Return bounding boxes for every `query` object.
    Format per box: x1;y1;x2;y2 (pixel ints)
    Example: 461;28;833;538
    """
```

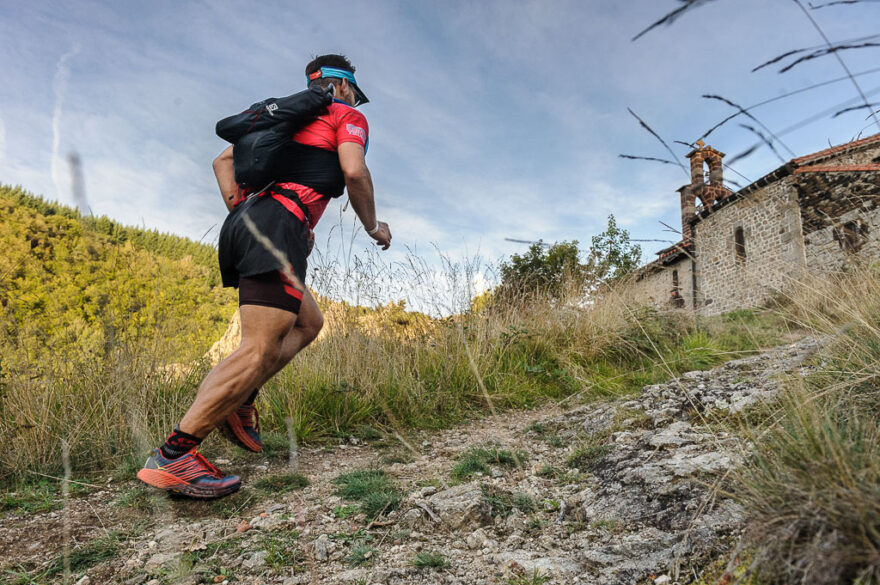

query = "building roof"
694;131;880;220
791;132;880;166
652;131;880;262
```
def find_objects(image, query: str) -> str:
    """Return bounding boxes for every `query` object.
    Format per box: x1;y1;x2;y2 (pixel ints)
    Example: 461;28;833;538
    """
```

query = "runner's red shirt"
278;101;369;226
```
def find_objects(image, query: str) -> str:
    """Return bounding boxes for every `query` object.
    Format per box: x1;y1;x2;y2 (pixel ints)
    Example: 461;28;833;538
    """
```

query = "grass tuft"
451;445;528;480
566;443;613;472
253;473;309;494
411;551;449;569
332;469;402;519
345;544;377;567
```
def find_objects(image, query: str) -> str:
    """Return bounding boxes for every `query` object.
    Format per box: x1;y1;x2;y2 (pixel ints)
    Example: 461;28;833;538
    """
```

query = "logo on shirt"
346;123;366;141
266;103;279;115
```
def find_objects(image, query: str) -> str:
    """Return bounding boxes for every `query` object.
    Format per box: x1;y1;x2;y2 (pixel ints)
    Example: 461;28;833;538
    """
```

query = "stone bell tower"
679;140;727;242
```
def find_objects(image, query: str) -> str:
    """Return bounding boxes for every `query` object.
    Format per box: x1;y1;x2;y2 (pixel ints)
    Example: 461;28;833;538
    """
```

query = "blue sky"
2;0;880;305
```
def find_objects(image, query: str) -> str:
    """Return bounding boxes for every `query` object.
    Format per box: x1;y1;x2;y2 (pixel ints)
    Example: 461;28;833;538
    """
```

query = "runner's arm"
213;145;241;213
338;142;391;250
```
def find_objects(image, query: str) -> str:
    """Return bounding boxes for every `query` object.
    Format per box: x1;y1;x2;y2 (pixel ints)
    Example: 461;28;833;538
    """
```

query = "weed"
591;518;622;532
333;504;359;519
451;445;528;480
332;469;402;519
0;481;60;514
353;424;383;441
260;431;293;458
535;464;559;478
42;532;121;579
113;485;158;512
512;493;537;514
411;551;448;569
262;531;302;571
526;517;546;532
253;473;309;494
547;434;566;448
345;545;377;567
379;451;412;465
525;422;548;435
482;485;516;518
450;453;489;479
506;569;550;585
566;443;613;472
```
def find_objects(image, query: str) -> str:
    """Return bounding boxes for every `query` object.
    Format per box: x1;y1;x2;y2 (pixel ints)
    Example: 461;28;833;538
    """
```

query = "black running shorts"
238;270;303;314
218;189;309;291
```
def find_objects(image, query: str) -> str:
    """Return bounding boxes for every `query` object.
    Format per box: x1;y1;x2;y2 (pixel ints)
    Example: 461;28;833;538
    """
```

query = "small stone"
313;534;332;561
267;503;286;514
242;550;268;569
213;576;225;584
236;521;251;533
654;576;672;585
75;576;91;585
144;552;179;572
400;507;424;528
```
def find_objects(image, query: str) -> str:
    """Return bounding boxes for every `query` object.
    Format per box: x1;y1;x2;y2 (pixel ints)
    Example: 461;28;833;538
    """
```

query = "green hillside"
0;184;236;375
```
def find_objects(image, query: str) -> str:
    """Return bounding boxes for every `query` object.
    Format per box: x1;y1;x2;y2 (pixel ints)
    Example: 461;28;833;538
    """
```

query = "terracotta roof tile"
792;132;880;165
794;163;880;174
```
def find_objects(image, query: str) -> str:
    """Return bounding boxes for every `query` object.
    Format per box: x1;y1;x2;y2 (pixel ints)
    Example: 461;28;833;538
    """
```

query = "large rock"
425;482;492;530
143;552;179;573
496;551;582;578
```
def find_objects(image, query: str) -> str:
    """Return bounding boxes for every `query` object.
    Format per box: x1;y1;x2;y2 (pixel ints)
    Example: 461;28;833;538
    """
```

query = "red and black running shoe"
220;404;263;453
137;448;241;499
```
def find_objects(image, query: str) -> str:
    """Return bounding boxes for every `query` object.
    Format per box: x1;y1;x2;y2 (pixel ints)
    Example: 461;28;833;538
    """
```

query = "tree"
587;214;642;283
498;240;589;300
493;214;642;304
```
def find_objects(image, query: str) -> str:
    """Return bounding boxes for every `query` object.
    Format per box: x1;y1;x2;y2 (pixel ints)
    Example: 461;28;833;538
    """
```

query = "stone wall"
693;179;807;315
797;171;880;272
627;257;694;311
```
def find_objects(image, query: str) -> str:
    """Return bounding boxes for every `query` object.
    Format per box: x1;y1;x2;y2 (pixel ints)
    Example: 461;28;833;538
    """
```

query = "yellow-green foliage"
0;185;236;371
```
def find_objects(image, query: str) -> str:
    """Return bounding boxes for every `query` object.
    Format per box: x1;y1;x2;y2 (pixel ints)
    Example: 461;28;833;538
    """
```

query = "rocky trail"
1;337;820;585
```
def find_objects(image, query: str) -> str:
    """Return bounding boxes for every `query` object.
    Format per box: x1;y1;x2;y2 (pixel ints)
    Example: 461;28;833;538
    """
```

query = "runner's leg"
179;303;296;438
253;288;324;389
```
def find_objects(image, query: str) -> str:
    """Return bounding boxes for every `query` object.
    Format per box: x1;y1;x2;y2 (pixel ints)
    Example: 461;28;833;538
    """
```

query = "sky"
2;0;880;309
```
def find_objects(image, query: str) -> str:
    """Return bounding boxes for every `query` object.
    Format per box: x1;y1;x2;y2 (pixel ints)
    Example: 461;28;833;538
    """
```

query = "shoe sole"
219;419;263;453
137;468;241;499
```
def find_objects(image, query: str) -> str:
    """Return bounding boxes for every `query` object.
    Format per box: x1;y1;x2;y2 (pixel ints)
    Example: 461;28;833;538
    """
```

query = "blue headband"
307;66;369;105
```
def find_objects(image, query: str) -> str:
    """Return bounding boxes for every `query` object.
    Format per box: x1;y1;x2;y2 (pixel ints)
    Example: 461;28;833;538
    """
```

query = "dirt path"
0;337;820;585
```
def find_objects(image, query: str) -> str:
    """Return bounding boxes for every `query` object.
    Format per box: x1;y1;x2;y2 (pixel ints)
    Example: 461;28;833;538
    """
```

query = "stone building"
629;132;880;315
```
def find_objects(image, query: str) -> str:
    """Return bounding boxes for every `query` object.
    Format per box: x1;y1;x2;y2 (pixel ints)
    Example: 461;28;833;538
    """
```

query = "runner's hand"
370;222;392;250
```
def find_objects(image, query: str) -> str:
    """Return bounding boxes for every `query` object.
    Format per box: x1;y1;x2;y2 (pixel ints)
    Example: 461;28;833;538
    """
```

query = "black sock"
160;427;202;459
244;388;259;405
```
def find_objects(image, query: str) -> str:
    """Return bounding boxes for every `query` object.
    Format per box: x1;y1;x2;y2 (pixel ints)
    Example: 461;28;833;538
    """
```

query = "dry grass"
733;266;880;584
0;241;782;485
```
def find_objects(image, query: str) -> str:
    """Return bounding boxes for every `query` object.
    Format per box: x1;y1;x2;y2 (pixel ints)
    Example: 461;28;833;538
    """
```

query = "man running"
137;54;391;498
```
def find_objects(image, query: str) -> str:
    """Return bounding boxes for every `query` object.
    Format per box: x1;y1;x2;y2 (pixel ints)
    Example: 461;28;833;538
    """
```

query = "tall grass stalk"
734;266;880;584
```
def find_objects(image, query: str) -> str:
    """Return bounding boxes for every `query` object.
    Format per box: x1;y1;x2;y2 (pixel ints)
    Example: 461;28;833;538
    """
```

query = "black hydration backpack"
215;86;333;187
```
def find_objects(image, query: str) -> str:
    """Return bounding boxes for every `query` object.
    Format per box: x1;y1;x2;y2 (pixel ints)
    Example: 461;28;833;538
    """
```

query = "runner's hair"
306;54;356;90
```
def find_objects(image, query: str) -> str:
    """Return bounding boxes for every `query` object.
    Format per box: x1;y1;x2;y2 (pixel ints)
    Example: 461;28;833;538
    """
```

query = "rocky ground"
0;337;820;585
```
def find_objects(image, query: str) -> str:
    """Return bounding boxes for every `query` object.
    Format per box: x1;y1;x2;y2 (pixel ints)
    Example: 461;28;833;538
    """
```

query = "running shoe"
220;403;263;453
137;447;241;498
